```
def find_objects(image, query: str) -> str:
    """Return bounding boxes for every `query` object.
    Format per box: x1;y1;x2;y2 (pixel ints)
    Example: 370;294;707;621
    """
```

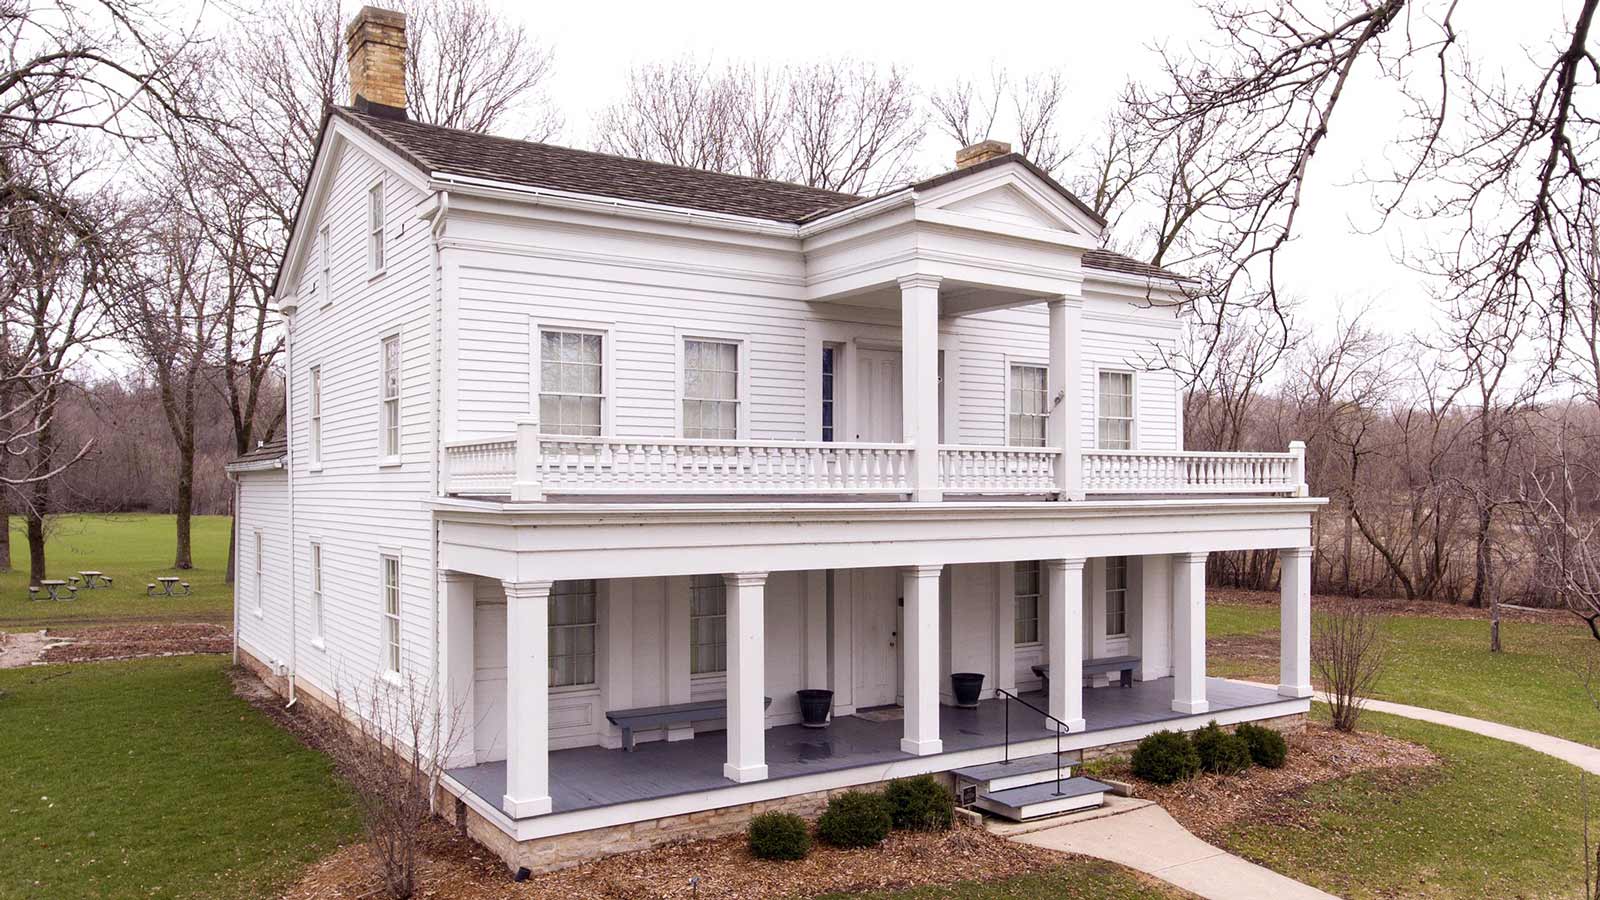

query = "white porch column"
1048;295;1085;500
1171;552;1209;714
1278;547;1314;698
723;572;769;783
899;275;943;502
900;564;944;755
502;579;553;818
439;571;477;769
1046;558;1087;732
995;561;1017;696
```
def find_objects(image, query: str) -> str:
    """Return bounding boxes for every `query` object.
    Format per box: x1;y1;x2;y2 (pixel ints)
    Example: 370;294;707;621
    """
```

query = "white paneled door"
852;568;902;708
856;347;903;442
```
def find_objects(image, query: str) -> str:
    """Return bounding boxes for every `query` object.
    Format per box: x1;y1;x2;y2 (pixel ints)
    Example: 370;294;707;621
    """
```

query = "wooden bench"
606;696;772;752
1032;655;1142;692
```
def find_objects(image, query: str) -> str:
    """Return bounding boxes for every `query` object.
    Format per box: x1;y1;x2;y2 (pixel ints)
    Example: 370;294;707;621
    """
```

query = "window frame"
1014;560;1042;646
1007;361;1050;448
548;579;598;689
820;343;841;443
309;365;323;470
533;324;611;437
1095;368;1137;451
253;530;264;616
379;332;401;464
310;541;325;645
318;224;332;308
689;574;728;676
367;181;386;276
380;552;401;675
1105;555;1128;637
679;336;745;441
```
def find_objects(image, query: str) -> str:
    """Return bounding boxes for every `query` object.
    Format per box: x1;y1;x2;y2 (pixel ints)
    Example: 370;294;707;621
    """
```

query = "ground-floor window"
1105;556;1128;637
1015;561;1041;644
381;554;401;673
690;574;728;674
549;580;597;687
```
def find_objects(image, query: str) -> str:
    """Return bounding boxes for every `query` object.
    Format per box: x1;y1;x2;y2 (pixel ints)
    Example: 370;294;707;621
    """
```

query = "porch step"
952;753;1082;802
972;777;1112;822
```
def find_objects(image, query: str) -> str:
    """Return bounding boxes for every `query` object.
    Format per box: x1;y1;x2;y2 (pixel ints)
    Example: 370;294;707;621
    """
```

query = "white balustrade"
1081;449;1303;495
442;438;517;495
937;445;1060;493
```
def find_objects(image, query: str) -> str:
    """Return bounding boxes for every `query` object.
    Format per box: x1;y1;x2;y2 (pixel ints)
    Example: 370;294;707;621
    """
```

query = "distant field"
0;514;232;627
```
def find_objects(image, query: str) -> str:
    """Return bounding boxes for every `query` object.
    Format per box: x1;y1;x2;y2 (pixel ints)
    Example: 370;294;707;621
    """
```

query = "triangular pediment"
942;184;1067;231
917;161;1103;240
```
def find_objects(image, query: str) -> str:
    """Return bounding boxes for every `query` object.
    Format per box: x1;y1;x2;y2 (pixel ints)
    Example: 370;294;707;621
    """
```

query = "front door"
852;568;902;708
855;347;903;442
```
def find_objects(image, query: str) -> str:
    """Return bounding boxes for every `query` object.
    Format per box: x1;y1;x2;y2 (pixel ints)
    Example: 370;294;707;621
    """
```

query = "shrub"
747;811;811;861
1130;730;1200;785
1236;722;1289;769
884;775;954;831
1192;721;1252;775
816;790;893;848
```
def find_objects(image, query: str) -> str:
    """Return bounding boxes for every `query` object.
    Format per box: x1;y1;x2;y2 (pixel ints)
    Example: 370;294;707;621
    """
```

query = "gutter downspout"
426;191;448;733
284;310;299;709
230;475;240;666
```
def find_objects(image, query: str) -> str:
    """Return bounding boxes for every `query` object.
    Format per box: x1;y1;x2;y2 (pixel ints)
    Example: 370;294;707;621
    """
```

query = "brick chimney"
955;139;1012;169
345;6;407;117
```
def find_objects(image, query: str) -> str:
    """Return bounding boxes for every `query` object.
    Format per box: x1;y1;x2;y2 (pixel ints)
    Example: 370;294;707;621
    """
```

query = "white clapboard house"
228;6;1324;874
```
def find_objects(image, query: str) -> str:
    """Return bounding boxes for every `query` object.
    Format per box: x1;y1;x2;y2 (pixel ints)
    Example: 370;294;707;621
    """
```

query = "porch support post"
723;572;769;783
1171;552;1209;715
502;578;553;818
898;275;943;502
1046;558;1087;732
1048;294;1084;500
900;564;944;755
439;571;477;769
1278;547;1315;698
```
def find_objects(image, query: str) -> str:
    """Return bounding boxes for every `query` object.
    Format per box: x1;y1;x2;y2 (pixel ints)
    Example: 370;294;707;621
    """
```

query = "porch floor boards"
447;677;1281;818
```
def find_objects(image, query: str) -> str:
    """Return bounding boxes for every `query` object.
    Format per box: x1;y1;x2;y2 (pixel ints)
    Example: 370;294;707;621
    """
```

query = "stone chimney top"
345;6;407;117
955;139;1012;169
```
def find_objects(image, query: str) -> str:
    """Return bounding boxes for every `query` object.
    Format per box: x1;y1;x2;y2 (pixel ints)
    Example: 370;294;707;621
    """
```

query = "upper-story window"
549;580;597;687
683;339;739;440
821;345;838;442
318;225;331;307
309;365;322;468
367;182;386;274
1097;371;1134;450
1105;556;1128;637
539;330;604;436
1014;560;1041;645
689;574;727;675
380;335;401;460
1009;364;1048;447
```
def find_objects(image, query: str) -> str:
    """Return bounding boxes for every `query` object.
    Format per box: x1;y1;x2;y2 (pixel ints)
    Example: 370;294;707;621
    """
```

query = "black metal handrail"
995;687;1073;796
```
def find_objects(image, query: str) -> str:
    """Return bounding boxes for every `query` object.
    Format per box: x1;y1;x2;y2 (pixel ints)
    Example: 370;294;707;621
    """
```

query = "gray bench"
606;696;772;751
1032;655;1141;692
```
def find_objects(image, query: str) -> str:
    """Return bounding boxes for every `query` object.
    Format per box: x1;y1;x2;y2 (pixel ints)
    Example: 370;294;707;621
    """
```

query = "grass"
812;860;1188;899
1208;599;1600;747
0;655;359;900
1223;707;1589;899
0;514;232;627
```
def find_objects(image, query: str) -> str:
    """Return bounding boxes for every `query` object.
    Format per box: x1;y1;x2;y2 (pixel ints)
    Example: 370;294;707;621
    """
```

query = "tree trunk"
174;427;194;569
225;486;236;585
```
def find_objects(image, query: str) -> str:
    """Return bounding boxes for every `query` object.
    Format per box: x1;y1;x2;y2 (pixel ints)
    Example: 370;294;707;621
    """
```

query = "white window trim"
548;579;600;691
367;180;386;278
1014;559;1043;648
1005;357;1049;449
252;530;264;618
378;331;402;467
309;540;325;648
1105;555;1129;638
531;319;615;437
318;225;332;308
308;365;323;471
1094;366;1139;451
379;550;402;678
677;334;748;440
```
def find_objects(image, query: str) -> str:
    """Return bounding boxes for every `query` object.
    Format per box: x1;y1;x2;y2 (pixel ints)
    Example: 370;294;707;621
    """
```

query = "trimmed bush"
1130;730;1200;785
747;811;811;861
1236;722;1289;769
816;790;893;848
884;775;954;831
1192;721;1252;775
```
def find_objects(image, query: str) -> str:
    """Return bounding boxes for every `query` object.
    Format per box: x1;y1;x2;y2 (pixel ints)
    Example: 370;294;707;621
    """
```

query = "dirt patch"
1093;723;1439;842
0;630;64;668
28;622;232;664
1207;632;1279;669
1212;587;1576;625
284;819;1102;900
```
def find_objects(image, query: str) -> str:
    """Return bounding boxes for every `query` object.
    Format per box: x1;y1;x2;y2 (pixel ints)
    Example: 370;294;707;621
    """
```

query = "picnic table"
38;579;75;601
148;576;190;597
76;571;109;589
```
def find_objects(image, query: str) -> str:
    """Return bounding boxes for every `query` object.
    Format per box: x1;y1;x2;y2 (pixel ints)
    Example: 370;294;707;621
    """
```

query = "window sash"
683;339;739;440
309;367;322;465
1097;371;1134;450
689;574;727;675
821;345;836;443
381;336;400;458
318;226;330;306
253;532;263;611
1014;560;1041;645
383;555;401;672
1105;556;1128;637
368;183;385;272
1009;364;1048;447
311;543;323;639
549;580;597;687
539;330;604;436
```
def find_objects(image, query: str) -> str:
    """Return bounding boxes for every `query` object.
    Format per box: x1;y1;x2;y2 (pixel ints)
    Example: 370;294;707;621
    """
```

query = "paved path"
1013;800;1338;900
1232;680;1600;774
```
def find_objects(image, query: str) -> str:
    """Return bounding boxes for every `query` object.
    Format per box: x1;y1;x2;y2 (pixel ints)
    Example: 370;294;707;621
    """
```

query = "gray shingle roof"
225;437;287;472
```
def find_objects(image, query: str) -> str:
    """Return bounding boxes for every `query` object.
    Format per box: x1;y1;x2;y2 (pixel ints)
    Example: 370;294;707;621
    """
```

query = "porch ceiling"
814;278;1053;317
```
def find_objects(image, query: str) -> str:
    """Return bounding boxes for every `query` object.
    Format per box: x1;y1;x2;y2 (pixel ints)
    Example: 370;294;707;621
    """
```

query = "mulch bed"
1212;587;1575;625
36;622;232;663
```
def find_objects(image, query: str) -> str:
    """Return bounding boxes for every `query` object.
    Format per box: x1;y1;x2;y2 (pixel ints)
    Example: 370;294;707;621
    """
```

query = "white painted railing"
1081;445;1307;496
442;438;517;496
938;445;1060;494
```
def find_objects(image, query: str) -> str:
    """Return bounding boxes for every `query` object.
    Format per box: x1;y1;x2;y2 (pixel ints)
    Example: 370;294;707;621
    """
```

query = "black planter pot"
951;672;985;708
797;689;834;728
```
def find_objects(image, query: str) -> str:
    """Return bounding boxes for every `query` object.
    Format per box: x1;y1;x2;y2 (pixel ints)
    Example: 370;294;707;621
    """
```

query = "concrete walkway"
1012;800;1338;900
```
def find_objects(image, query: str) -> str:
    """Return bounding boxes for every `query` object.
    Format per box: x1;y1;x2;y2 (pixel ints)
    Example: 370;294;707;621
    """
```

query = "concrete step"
973;777;1111;822
952;753;1082;800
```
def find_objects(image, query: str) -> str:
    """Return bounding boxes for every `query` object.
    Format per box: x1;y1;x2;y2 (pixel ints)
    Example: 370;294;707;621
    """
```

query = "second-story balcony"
441;425;1307;503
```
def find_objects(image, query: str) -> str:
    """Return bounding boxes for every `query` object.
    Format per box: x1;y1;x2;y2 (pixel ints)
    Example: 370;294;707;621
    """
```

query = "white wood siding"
234;470;292;668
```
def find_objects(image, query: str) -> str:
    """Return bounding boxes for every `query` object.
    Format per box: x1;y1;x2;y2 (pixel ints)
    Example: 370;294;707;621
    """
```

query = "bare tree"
398;0;559;138
1312;598;1387;732
785;59;923;193
592;56;743;172
930;67;1069;174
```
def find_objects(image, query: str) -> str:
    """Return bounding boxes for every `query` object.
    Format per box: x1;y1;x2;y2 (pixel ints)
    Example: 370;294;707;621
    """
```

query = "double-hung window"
683;339;739;439
368;183;385;273
309;366;322;467
253;531;264;614
1014;560;1041;645
318;225;331;307
1105;556;1128;637
1009;364;1048;447
310;542;324;641
549;580;597;687
1097;371;1134;450
539;330;604;435
689;574;728;675
381;554;401;673
821;345;838;442
380;335;400;459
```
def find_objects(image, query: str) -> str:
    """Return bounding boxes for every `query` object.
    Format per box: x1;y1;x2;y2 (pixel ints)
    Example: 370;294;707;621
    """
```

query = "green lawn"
1223;707;1588;899
815;861;1188;898
0;655;359;899
1208;600;1600;747
0;514;233;627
